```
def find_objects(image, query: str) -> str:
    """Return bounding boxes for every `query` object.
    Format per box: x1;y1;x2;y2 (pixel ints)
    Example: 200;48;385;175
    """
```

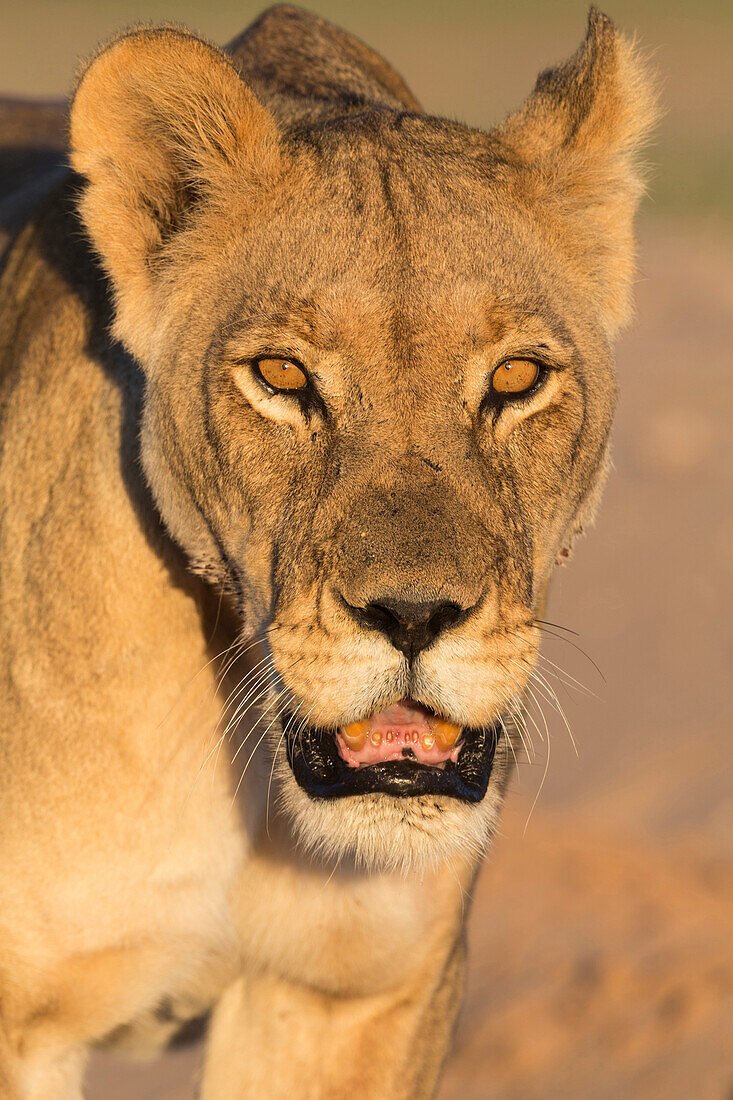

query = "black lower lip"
284;717;500;803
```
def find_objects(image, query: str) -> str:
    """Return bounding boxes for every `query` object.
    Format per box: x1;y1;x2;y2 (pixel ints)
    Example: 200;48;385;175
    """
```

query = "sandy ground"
83;218;733;1100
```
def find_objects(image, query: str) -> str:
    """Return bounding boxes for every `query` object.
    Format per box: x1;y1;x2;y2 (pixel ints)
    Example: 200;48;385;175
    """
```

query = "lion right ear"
70;27;280;356
495;9;659;336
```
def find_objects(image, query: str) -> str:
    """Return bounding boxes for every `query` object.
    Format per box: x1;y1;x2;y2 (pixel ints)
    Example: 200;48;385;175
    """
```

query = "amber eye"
255;357;308;392
491;359;541;396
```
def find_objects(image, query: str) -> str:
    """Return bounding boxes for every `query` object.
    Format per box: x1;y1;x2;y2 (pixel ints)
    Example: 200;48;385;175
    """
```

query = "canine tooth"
422;733;435;750
370;730;383;747
342;721;369;750
433;719;461;751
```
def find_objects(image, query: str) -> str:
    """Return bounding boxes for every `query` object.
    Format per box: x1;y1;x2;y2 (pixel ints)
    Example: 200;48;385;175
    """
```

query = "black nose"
350;597;466;662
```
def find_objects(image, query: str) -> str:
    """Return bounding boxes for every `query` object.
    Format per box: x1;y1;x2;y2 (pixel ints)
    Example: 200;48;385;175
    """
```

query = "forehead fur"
262;109;622;335
162;116;593;381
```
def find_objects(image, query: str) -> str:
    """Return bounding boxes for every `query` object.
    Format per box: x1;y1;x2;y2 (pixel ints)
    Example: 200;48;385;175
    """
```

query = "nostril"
362;601;403;635
345;596;469;661
426;601;463;640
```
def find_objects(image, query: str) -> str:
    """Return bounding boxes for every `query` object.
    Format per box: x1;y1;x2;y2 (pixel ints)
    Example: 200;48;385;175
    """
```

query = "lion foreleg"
200;937;466;1100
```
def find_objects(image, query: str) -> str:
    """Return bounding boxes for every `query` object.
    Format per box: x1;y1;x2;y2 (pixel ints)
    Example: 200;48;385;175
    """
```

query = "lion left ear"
497;8;659;337
70;26;281;360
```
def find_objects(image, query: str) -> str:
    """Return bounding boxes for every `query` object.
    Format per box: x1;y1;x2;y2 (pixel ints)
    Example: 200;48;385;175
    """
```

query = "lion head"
69;8;656;870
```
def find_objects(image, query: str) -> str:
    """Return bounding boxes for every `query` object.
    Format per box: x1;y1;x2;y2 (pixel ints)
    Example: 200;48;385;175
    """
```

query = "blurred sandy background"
3;1;731;1096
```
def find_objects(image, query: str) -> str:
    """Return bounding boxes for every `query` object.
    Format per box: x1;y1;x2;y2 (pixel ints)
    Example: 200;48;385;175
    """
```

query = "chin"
274;698;515;874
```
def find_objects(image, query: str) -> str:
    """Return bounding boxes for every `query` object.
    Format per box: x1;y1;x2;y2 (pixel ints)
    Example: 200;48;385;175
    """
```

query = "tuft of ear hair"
497;8;660;336
70;26;280;359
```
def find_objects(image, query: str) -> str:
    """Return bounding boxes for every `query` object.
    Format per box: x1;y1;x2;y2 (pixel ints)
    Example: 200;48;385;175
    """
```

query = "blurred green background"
2;0;731;223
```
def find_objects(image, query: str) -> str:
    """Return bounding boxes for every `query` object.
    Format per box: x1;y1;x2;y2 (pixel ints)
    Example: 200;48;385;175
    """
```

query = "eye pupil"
257;357;308;392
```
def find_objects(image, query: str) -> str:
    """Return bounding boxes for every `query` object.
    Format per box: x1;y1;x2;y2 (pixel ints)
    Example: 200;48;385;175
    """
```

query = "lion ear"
497;8;659;336
70;26;280;354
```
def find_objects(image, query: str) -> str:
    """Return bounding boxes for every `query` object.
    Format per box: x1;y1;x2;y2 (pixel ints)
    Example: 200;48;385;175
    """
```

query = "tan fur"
0;6;657;1096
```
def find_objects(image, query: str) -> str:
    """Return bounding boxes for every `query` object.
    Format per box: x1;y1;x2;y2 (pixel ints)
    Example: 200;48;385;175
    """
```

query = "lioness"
0;5;656;1097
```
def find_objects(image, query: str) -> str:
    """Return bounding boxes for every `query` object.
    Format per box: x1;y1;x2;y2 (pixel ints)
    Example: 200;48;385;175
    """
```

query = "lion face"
138;130;614;869
70;17;655;869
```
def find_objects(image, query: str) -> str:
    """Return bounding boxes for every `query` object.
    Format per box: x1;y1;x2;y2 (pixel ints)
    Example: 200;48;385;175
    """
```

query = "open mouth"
285;698;500;802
